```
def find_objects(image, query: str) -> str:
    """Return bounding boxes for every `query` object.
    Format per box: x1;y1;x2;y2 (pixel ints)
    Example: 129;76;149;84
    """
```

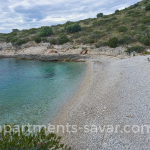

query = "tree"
40;26;53;37
108;37;118;48
97;13;103;18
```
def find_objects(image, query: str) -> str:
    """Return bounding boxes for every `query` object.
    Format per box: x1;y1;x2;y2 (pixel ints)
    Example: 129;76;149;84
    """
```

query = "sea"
0;58;87;126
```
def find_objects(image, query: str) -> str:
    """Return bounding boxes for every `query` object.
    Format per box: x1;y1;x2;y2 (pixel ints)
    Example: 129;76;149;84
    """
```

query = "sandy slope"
55;55;150;150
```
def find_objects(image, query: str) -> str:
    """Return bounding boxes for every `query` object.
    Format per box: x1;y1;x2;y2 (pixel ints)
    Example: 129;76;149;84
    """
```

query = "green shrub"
16;39;26;46
115;10;120;13
66;24;81;33
140;37;145;43
65;21;73;30
5;32;17;43
140;37;150;45
127;46;145;53
119;36;132;45
12;29;19;32
34;36;41;43
145;4;150;11
130;2;139;9
40;26;53;37
144;0;149;4
108;37;118;48
89;39;94;43
93;19;109;26
141;16;150;24
5;37;12;43
50;39;57;45
97;13;103;18
11;38;18;44
28;28;37;34
143;38;150;45
117;26;128;32
0;126;70;150
58;34;70;44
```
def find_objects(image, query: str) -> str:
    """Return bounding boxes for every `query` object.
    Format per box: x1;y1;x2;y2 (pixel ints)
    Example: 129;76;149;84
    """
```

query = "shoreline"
54;59;94;125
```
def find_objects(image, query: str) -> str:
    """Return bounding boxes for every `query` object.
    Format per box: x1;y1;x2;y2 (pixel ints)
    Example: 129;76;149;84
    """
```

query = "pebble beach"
55;55;150;149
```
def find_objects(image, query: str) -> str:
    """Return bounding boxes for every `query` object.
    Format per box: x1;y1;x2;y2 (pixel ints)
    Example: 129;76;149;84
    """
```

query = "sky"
0;0;141;33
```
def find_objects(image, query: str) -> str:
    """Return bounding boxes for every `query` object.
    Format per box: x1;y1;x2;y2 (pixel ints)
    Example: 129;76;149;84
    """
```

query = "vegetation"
58;33;70;44
34;36;41;43
40;26;53;37
66;24;81;33
0;126;70;150
108;37;118;48
117;26;128;32
1;0;150;51
16;39;26;46
115;9;120;13
145;4;150;11
126;46;145;53
97;13;103;18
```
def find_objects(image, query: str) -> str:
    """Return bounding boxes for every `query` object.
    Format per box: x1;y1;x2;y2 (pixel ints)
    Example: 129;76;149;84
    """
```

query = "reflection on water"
0;58;87;125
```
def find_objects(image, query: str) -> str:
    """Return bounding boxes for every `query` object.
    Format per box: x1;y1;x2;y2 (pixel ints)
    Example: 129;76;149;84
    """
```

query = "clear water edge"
0;58;87;126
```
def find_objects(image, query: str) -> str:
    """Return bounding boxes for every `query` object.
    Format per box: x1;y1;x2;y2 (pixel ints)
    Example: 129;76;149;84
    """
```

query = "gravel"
55;55;150;150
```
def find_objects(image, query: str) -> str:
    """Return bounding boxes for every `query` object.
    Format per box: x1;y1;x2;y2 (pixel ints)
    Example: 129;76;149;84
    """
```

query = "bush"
108;37;118;48
16;39;26;46
58;34;70;44
33;36;41;43
89;39;94;43
93;19;109;26
115;10;120;13
127;46;145;53
12;29;19;32
141;17;150;24
28;28;36;34
140;37;150;46
117;26;128;32
97;13;103;18
143;38;150;46
145;4;150;11
0;126;70;150
11;38;18;44
50;39;57;45
40;26;53;37
5;32;17;43
119;36;132;45
66;24;81;33
65;21;73;30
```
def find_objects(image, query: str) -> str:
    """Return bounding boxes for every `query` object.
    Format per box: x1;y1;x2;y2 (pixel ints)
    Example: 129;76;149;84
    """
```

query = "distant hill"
1;0;150;48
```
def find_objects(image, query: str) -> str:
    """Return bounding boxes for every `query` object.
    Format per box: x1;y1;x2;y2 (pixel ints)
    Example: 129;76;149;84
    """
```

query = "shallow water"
0;58;87;125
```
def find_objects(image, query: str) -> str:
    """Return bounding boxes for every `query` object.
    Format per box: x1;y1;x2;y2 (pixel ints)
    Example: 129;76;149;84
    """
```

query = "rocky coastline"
0;42;128;61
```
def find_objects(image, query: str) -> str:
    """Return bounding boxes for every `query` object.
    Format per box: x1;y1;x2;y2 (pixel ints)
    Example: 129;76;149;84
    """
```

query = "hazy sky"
0;0;140;33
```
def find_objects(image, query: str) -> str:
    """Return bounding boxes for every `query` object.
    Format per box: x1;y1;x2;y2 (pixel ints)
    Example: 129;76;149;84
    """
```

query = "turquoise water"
0;58;87;125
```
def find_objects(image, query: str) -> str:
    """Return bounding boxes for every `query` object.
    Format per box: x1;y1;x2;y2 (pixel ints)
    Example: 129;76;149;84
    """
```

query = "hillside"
1;0;150;50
